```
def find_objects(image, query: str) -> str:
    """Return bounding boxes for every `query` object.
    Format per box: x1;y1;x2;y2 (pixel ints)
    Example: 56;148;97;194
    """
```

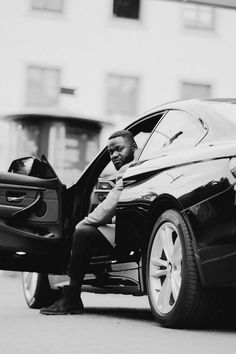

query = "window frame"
26;65;60;107
106;73;140;118
181;81;212;100
182;4;215;31
113;0;141;20
31;0;64;14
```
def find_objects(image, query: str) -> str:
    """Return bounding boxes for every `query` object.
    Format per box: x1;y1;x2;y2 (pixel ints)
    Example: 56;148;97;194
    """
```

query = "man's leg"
68;224;113;289
40;224;113;315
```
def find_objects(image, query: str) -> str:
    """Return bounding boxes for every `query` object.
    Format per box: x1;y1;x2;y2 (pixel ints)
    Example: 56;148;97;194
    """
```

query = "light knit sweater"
76;163;130;247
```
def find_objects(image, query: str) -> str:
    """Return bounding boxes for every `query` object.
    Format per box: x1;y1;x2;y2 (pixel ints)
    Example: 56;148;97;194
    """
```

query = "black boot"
40;286;84;315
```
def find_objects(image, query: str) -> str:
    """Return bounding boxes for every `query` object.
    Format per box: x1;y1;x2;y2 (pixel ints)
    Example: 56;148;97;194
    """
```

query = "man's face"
108;136;135;170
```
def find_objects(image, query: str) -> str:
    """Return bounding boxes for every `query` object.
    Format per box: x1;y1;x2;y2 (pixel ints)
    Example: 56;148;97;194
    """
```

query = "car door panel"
0;169;67;272
0;172;61;189
0;185;59;221
0;221;66;273
0;187;42;218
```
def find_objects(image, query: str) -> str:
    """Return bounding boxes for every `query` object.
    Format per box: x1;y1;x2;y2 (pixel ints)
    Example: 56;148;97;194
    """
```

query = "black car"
2;98;236;328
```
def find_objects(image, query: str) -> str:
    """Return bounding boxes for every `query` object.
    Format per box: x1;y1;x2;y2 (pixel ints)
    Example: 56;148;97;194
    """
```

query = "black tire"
146;209;217;328
22;272;60;309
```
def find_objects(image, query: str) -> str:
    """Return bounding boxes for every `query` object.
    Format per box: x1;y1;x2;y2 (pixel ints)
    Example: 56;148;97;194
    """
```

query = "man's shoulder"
118;158;137;174
117;162;131;176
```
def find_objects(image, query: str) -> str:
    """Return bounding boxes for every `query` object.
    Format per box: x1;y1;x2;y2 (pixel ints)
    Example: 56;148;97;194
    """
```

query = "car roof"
141;98;236;117
126;98;236;142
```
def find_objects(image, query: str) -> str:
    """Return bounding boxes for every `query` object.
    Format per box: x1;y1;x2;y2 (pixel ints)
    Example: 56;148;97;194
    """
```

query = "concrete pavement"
0;272;236;354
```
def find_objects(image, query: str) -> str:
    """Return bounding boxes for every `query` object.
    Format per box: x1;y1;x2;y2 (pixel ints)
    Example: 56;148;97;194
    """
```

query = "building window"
26;66;60;107
48;123;100;186
113;0;140;20
32;0;63;13
106;74;139;117
183;4;215;31
181;82;211;99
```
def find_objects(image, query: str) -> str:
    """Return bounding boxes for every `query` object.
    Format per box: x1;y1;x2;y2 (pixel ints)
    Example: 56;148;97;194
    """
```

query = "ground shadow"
84;306;236;331
84;306;155;323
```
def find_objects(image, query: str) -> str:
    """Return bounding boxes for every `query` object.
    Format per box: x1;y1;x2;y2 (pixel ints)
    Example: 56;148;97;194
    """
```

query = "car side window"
140;110;206;160
88;113;164;212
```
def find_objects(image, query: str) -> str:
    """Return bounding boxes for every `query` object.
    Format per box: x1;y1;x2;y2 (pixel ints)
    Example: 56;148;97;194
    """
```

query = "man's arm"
77;177;123;228
76;162;133;229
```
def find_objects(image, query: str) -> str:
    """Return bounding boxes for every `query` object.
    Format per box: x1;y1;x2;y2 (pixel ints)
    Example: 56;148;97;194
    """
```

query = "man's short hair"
108;130;136;145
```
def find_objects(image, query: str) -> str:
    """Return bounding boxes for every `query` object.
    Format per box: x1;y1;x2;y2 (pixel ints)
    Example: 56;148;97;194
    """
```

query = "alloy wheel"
149;221;182;315
22;272;39;303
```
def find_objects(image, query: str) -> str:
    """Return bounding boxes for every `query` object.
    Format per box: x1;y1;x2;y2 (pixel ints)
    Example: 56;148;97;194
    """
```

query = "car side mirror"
8;157;35;176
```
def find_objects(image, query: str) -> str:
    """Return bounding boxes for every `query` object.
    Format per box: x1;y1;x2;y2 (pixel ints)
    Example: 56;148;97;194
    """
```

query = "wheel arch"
140;194;205;291
145;193;183;244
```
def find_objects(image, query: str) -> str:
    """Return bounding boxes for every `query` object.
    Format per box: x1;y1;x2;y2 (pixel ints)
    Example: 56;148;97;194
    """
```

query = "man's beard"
113;152;134;170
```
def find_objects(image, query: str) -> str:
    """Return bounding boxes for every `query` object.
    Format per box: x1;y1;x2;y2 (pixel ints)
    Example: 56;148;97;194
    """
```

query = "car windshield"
0;122;38;172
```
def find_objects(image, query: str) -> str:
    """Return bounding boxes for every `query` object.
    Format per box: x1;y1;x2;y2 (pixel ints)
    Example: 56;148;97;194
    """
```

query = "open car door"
0;155;69;273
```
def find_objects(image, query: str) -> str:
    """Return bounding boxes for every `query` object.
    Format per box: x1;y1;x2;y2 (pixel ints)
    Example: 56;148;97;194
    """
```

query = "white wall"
0;0;236;126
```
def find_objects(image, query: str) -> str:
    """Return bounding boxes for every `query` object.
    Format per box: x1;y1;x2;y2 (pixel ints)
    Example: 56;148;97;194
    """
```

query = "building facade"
0;0;236;183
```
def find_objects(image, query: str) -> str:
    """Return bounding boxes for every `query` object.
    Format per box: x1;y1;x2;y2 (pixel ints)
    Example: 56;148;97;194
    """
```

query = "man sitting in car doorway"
40;130;138;315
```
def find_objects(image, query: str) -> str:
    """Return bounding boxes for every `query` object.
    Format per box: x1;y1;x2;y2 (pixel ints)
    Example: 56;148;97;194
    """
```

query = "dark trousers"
68;224;113;290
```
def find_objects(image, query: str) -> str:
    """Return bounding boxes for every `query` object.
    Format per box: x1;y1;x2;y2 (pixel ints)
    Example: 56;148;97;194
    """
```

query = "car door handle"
6;195;26;203
10;192;42;220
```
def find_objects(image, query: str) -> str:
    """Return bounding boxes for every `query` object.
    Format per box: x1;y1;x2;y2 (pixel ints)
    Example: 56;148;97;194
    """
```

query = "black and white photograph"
1;0;236;353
